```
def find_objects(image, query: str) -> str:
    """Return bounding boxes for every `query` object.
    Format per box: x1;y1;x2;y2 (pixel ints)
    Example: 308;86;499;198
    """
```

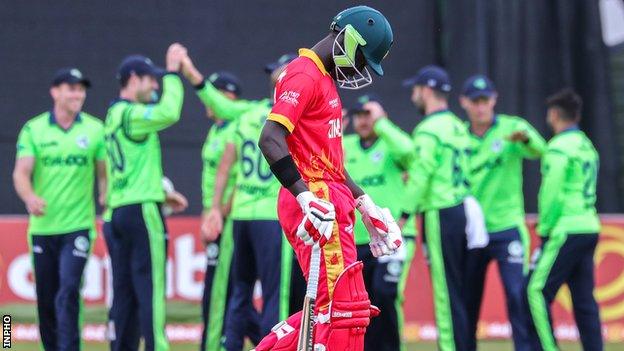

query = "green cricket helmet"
330;6;393;89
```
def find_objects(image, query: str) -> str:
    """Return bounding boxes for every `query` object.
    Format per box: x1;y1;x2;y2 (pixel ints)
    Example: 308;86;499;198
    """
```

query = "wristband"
270;155;302;188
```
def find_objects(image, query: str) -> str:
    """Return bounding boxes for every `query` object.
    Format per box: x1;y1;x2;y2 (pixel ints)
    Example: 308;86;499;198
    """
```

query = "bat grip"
307;243;321;299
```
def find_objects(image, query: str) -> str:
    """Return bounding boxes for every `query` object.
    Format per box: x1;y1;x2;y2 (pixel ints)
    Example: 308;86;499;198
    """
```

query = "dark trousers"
527;233;603;351
423;203;470;351
106;203;169;351
357;237;416;351
223;220;284;351
464;227;533;351
31;229;91;351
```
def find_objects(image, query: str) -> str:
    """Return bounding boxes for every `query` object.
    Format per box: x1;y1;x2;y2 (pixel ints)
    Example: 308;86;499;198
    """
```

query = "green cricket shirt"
344;118;417;245
104;74;183;208
405;110;471;213
16;111;105;235
468;115;546;233
537;127;600;237
201;121;238;209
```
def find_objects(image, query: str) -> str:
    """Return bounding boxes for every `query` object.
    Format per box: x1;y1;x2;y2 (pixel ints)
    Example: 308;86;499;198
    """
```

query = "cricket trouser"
201;218;262;351
223;219;292;351
276;181;361;348
30;229;92;351
107;203;169;351
464;226;533;351
422;203;470;351
527;233;602;351
356;237;416;351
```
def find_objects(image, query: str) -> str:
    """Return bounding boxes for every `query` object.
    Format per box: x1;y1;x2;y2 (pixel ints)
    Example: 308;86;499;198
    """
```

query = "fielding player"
527;89;603;351
255;6;403;351
460;75;546;351
13;68;104;351
196;71;261;351
104;44;186;351
343;94;416;351
182;53;303;350
401;65;477;351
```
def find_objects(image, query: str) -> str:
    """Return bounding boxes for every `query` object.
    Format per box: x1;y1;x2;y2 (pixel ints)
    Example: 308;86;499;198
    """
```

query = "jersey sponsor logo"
328;98;339;109
278;90;300;106
39;141;59;148
76;135;89;149
327;118;342;139
359;174;386;187
42;154;88;167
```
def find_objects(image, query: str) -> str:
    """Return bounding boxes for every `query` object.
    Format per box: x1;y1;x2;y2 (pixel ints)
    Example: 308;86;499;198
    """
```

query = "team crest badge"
74;236;89;252
76;135;89;149
491;139;503;153
371;151;383;163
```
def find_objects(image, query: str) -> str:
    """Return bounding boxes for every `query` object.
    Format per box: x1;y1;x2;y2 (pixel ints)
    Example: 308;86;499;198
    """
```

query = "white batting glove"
356;194;403;257
296;191;336;246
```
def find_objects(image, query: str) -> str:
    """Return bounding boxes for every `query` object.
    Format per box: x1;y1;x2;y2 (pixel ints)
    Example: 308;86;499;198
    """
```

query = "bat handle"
307;243;321;299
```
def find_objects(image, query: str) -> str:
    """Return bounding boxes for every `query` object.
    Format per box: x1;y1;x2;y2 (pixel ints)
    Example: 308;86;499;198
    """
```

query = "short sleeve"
267;72;315;133
16;124;36;158
94;126;106;161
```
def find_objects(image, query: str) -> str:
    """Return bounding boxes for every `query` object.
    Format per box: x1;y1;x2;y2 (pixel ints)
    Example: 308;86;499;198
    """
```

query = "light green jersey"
230;101;279;220
468;115;546;233
16;112;105;235
104;74;183;208
405;110;471;213
344;118;417;245
201;121;238;209
537;127;600;237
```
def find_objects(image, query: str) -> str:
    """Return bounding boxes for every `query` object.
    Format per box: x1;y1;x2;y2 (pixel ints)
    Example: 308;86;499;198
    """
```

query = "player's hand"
25;194;46;216
296;191;336;246
201;208;223;243
98;192;107;208
165;191;188;213
166;43;187;72
363;101;387;124
180;54;204;86
507;130;529;143
356;194;402;257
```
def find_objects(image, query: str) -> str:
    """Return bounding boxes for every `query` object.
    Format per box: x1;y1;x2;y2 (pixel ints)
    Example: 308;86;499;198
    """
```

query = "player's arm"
123;74;184;138
180;55;255;121
96;161;107;207
402;131;440;216
537;149;567;236
366;101;414;169
509;120;547;159
13;125;45;216
202;143;238;242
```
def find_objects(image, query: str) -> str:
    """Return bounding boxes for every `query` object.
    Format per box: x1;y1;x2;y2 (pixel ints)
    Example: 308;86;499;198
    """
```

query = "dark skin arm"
259;120;365;199
259;121;308;196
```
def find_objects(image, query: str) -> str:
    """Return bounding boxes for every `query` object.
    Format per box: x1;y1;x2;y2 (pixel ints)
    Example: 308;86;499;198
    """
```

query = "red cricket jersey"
267;48;346;183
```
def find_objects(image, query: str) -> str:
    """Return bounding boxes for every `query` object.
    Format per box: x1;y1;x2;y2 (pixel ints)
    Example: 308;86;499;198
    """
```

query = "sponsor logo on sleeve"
278;91;300;106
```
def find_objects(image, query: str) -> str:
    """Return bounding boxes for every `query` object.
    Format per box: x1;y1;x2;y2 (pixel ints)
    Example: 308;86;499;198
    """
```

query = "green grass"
6;341;623;351
4;303;621;350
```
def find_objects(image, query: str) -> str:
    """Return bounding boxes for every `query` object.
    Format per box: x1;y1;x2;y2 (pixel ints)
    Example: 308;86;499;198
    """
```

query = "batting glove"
356;194;403;257
296;191;336;246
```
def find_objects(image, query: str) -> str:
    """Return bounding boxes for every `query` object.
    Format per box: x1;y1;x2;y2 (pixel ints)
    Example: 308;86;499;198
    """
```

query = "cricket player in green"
401;65;484;351
460;75;547;351
181;52;302;351
343;94;416;351
197;71;262;351
13;67;105;351
104;44;186;351
527;89;603;351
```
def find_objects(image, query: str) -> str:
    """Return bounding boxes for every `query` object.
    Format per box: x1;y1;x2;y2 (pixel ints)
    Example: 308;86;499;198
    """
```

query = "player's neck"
360;135;378;148
470;117;494;136
554;120;578;135
311;36;336;73
424;100;448;116
52;105;79;128
119;88;138;102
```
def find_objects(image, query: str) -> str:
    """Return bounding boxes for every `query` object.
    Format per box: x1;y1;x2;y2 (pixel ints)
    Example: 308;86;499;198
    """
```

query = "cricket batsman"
401;65;485;351
254;6;403;350
181;53;303;350
460;74;546;351
344;94;417;351
527;88;603;351
13;68;105;351
104;44;186;351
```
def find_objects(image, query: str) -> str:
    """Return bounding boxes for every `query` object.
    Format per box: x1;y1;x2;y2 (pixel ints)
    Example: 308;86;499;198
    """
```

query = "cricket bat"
297;243;321;351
